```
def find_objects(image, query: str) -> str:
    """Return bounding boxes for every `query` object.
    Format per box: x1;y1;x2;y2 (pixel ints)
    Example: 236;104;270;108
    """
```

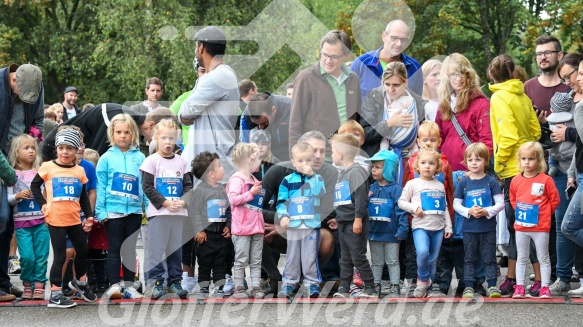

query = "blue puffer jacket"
368;181;409;243
95;146;148;221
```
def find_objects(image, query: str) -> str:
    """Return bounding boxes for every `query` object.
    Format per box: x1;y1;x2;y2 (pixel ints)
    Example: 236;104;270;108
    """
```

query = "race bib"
464;188;493;208
110;172;139;200
515;202;539;227
244;187;265;211
156;177;183;200
52;177;82;201
334;181;351;206
420;190;446;215
207;199;227;223
289;196;315;220
368;197;391;222
15;198;42;218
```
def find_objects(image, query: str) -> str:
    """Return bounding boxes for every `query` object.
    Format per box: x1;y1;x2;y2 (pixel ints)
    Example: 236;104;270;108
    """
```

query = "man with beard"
179;26;239;183
524;35;570;116
61;86;80;121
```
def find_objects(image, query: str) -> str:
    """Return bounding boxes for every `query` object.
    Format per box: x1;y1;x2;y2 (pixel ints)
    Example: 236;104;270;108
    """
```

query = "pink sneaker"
512;285;525;299
539;286;552;299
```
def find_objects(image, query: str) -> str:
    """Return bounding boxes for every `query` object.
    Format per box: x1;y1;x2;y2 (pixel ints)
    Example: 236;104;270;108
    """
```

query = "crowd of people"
1;21;583;310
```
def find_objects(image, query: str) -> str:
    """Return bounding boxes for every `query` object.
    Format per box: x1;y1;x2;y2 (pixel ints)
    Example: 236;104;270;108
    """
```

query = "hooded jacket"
489;79;541;179
226;172;265;236
436;93;492;172
95;146;148;222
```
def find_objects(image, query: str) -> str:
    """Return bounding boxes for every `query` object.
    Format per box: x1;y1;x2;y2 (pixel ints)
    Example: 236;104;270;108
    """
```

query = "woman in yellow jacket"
488;54;541;297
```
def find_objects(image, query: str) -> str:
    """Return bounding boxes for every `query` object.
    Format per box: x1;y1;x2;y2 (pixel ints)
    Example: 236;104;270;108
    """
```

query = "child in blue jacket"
366;150;408;297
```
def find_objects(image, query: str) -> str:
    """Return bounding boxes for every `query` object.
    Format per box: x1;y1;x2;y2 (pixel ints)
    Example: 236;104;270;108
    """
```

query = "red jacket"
403;151;455;225
510;173;560;232
436;94;492;171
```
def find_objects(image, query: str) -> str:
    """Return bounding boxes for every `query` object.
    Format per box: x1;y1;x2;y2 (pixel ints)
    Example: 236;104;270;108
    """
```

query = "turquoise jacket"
95;146;148;221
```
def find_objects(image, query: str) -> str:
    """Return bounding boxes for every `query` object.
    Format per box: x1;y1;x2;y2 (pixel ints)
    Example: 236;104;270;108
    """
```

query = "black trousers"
196;231;228;284
48;224;88;287
438;241;465;294
105;214;142;284
338;222;374;288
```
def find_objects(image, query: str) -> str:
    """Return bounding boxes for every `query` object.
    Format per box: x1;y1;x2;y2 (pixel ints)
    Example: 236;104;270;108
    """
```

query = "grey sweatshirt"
334;163;369;224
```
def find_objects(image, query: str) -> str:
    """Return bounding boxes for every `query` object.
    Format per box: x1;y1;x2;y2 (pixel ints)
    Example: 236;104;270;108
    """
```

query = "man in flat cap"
179;26;239;183
61;86;80;121
0;63;44;301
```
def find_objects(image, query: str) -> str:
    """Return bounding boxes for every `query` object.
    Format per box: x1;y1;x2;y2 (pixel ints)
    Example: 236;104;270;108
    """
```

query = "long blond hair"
438;53;484;121
107;114;140;148
9;134;42;170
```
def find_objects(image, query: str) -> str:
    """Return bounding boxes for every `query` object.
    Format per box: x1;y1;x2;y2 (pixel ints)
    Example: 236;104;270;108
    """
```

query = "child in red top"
510;142;560;299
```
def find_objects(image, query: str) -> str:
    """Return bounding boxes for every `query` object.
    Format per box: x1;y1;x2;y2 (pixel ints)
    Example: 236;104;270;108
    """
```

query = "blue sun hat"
365;150;399;183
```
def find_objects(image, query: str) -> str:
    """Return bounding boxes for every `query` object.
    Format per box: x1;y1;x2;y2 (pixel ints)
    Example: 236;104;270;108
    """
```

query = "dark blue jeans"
464;231;497;288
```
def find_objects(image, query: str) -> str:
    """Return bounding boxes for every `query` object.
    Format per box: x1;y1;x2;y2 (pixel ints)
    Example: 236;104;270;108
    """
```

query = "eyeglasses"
448;72;465;79
321;53;344;62
560;68;577;84
388;35;410;44
535;50;560;58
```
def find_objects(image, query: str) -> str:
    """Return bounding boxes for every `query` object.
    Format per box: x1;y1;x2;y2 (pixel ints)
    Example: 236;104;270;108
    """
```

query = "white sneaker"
182;276;198;293
8;257;21;275
123;286;143;299
223;275;234;296
105;283;122;299
567;285;583;298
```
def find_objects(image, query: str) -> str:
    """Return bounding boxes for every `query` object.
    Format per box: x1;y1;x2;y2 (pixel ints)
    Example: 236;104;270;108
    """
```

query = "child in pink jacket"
226;143;265;299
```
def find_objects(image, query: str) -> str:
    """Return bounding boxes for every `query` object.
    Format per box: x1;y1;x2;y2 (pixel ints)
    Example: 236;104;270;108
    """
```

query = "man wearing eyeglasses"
350;20;422;98
524;35;570;119
289;30;361;156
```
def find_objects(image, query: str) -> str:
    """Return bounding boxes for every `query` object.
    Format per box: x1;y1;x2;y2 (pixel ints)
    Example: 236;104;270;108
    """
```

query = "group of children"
4;109;560;308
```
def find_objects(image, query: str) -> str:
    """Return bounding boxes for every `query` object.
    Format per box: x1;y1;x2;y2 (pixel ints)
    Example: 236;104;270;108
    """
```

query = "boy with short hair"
330;133;376;298
276;142;326;298
189;151;232;298
337;119;370;171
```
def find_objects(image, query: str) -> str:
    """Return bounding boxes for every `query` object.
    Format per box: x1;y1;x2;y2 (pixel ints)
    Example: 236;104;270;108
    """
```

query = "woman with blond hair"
435;53;492;172
421;59;442;121
360;61;426;182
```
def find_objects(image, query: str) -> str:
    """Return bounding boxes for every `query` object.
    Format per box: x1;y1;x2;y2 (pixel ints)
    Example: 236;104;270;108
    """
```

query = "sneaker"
104;283;123;300
2;285;23;298
0;289;16;302
212;286;224;298
266;279;280;295
389;284;401;297
488;286;501;298
69;279;97;302
427;291;447;298
8;256;21;275
152;282;168;300
250;286;264;299
223;275;235;296
499;278;516;297
333;285;350;298
529;273;535;281
539;286;551;299
47;291;77;308
498;256;508;268
550;278;571;296
413;279;431;298
353;268;364;288
474;282;487;296
197;287;210;299
33;282;45;300
567;285;583;298
22;282;33;300
308;284;320;298
528;281;541;297
278;285;294;298
123;286;143;299
462;287;474;299
571;274;580;283
182;276;198;294
349;283;362;298
169;282;188;299
62;285;74;297
360;285;379;298
232;285;248;299
380;281;391;295
512;285;525;299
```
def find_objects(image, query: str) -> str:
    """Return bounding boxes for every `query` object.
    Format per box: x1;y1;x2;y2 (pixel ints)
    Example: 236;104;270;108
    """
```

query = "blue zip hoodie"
95;146;148;221
368;181;409;243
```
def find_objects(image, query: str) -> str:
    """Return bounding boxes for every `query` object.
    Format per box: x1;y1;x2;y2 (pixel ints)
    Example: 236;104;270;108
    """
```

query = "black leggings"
48;224;88;287
105;215;142;284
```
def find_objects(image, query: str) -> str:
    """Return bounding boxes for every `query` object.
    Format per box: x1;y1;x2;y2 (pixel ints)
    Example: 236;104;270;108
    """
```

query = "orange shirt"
510;173;560;232
38;161;88;227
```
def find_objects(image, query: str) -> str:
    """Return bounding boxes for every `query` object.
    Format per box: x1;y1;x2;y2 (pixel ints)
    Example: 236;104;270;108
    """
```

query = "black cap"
64;86;78;94
194;26;227;45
